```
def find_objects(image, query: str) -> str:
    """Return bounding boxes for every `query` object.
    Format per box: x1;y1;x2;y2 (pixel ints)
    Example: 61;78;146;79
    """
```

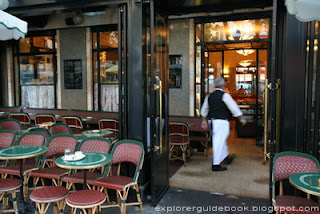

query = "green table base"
289;172;320;196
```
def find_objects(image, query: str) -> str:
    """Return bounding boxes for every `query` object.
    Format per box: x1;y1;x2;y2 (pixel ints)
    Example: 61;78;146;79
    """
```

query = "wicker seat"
66;189;106;214
34;113;56;127
9;113;31;129
0;119;23;131
0;178;20;214
30;186;68;214
169;121;190;166
94;140;144;214
273;151;320;214
62;115;83;134
30;134;77;188
0;132;46;200
50;123;72;135
62;137;111;190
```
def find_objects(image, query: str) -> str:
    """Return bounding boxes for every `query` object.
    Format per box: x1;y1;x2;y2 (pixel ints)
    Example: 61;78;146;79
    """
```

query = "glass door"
149;3;169;205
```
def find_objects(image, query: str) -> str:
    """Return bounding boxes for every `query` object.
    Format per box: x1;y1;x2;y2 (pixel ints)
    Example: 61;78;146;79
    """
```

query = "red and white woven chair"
30;186;69;214
0;119;23;131
98;118;120;146
0;130;16;167
93;140;145;214
29;127;51;143
34;113;56;127
0;132;46;200
62;115;83;134
62;137;111;190
50;123;72;135
272;151;320;214
0;178;20;214
30;134;77;188
9;113;31;129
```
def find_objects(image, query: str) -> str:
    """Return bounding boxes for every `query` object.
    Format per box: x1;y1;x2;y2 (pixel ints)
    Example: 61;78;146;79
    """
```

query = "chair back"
50;123;72;135
272;151;320;200
35;113;56;126
45;134;77;159
62;115;83;129
29;127;51;142
107;140;144;182
169;121;189;137
16;132;46;146
0;119;23;131
99;118;119;132
79;137;110;154
9;113;31;125
0;130;16;148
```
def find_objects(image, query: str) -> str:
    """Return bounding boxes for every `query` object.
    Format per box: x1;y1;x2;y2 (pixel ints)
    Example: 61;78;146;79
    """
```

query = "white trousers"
211;119;230;165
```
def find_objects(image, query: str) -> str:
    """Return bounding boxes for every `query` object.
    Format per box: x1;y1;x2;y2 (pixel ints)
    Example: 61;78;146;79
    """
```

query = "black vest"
208;90;231;120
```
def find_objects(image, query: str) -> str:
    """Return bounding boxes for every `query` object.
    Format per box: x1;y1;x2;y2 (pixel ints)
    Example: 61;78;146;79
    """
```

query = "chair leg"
134;184;144;212
23;176;29;201
56;200;65;214
3;192;8;206
11;191;18;214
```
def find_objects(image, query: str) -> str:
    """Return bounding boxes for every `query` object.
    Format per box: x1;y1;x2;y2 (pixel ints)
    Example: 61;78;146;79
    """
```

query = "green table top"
289;172;320;196
0;145;48;160
55;152;112;170
15;130;29;136
73;134;88;142
82;130;112;137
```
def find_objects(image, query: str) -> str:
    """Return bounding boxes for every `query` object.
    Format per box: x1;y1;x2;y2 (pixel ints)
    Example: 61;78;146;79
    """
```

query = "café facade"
0;0;319;204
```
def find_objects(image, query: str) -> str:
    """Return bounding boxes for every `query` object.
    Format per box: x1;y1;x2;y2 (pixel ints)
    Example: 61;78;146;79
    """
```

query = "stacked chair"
34;113;56;126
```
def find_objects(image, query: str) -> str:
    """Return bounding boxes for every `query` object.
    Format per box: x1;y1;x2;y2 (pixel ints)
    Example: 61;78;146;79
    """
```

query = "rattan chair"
50;123;72;135
62;137;111;190
272;151;320;214
169;121;190;166
0;178;20;214
0;132;46;200
99;118;120;145
29;127;51;143
0;119;23;131
34;113;56;127
62;115;83;134
94;140;145;214
0;130;16;167
30;134;78;188
9;113;31;129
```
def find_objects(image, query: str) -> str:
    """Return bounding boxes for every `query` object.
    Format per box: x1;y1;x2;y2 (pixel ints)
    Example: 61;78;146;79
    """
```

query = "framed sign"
64;59;82;89
169;55;182;88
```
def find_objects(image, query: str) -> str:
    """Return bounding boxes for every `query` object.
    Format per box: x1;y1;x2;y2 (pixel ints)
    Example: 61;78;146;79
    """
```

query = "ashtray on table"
62;154;86;161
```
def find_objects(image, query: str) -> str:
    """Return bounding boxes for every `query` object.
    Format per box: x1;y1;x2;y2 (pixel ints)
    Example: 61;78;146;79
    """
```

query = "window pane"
196;24;202;42
204;18;269;42
20;55;54;85
99;51;118;83
99;31;118;48
19;36;54;53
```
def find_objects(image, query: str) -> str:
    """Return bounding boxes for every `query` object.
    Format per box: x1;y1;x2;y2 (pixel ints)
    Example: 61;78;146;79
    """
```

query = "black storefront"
1;0;319;205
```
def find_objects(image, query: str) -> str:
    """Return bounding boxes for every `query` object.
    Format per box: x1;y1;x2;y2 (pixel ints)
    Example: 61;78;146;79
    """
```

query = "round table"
55;152;112;189
81;130;112;137
289;172;320;196
0;145;48;213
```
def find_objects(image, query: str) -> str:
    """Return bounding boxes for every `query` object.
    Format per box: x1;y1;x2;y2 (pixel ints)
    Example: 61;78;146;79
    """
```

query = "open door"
148;2;170;205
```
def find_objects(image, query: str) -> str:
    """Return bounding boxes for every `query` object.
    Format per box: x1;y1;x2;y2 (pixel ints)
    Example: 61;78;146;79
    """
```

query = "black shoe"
225;155;235;164
212;165;227;171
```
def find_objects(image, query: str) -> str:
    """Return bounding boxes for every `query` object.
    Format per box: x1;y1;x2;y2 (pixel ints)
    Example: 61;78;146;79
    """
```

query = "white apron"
211;119;230;165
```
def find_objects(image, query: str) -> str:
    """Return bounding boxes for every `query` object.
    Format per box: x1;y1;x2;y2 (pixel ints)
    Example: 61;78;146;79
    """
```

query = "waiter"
201;77;246;171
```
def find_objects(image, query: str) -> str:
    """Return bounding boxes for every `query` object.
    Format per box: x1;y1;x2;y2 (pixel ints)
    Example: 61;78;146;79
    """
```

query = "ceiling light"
239;61;251;67
236;49;255;56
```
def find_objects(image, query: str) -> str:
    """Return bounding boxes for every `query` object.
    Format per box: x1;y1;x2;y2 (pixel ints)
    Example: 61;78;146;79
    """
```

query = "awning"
0;9;27;40
285;0;320;22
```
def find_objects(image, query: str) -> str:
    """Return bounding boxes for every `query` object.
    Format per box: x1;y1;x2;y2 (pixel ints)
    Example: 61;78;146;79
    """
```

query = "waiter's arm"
200;95;210;129
222;93;247;125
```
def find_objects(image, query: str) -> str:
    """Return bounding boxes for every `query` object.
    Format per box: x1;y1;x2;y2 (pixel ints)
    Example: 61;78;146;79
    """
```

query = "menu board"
64;59;82;89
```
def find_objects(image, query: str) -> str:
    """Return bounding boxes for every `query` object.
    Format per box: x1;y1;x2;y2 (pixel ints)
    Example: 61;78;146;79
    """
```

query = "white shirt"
200;88;243;118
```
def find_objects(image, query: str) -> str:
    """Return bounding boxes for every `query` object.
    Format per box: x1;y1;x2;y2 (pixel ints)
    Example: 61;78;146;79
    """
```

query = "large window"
15;32;56;108
92;25;119;112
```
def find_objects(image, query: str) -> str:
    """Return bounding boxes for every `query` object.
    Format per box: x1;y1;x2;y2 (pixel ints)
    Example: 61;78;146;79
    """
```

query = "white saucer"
62;154;86;161
86;117;93;119
91;130;100;133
